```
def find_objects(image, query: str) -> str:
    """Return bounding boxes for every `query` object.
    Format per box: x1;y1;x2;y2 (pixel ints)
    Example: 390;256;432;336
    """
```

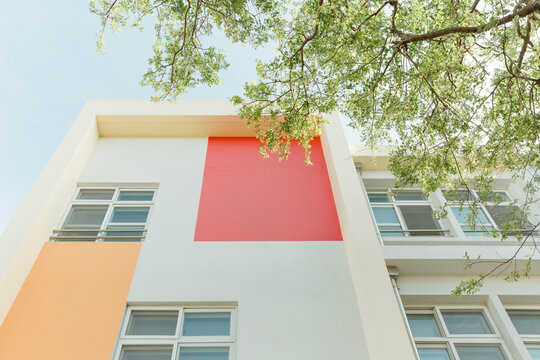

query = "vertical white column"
321;113;417;359
487;294;531;360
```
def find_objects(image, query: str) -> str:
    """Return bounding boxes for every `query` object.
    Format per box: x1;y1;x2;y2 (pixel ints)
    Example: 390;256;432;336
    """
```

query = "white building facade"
0;100;538;360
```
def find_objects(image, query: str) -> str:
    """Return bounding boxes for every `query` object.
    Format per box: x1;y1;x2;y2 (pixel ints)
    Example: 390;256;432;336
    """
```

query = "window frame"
506;306;540;355
442;189;535;238
526;344;540;359
53;186;157;242
406;305;511;360
119;345;176;360
114;305;237;360
367;189;445;238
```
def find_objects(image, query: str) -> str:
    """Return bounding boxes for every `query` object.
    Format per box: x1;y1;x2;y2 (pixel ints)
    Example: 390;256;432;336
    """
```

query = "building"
0;100;538;360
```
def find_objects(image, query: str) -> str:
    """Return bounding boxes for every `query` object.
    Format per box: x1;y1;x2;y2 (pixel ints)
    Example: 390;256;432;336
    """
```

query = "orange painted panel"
0;242;141;360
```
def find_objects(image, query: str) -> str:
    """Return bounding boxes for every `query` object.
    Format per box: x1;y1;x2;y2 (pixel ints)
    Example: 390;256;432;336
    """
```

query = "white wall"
79;137;368;360
0;103;98;325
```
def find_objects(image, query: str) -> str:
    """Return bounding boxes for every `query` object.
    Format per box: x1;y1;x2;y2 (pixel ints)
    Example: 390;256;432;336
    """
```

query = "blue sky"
0;2;360;233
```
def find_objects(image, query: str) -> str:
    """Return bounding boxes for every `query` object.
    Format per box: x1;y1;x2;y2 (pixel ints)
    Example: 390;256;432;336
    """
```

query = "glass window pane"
398;205;442;236
407;314;441;337
443;190;475;202
372;207;399;223
63;205;108;229
110;207;150;223
417;348;450;360
178;347;229;360
495;191;511;202
441;311;493;334
379;226;403;237
528;348;540;360
76;189;115;200
451;207;490;224
486;205;532;230
394;190;425;201
368;193;390;203
455;345;506;360
182;313;231;336
126;311;178;336
121;348;173;360
119;191;155;201
105;225;145;242
480;191;511;203
508;312;540;335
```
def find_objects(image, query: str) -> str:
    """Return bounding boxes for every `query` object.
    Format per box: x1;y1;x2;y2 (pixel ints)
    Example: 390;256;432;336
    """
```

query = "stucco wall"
0;102;99;325
0;242;140;360
78;137;368;360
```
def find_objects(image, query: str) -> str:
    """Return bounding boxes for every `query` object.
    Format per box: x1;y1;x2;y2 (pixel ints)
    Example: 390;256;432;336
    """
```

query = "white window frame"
367;189;446;237
407;305;512;359
114;305;237;360
505;306;540;355
442;189;535;238
52;186;157;242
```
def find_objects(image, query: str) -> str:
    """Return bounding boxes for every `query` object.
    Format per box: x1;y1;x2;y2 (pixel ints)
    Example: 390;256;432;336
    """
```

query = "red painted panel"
194;137;342;241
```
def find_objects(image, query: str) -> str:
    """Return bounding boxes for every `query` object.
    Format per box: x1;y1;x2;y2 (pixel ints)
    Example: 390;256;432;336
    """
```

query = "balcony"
49;228;146;242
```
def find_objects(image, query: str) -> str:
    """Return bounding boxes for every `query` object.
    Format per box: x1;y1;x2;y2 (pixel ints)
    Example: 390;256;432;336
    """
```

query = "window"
406;307;509;360
507;310;540;358
444;190;535;237
115;306;236;360
51;187;156;241
367;190;445;237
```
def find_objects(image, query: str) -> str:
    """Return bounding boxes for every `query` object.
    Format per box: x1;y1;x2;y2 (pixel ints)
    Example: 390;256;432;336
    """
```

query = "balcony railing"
379;229;538;237
379;229;451;236
462;229;539;237
49;229;147;242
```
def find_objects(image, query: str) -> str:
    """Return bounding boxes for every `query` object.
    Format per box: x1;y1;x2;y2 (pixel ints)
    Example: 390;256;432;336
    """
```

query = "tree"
91;0;540;294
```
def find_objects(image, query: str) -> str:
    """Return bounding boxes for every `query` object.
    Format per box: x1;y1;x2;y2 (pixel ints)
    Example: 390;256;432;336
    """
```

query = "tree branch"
392;0;540;45
470;0;481;13
290;0;324;72
517;19;532;71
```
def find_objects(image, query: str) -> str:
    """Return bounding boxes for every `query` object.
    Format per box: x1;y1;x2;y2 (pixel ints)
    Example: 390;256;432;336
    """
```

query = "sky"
0;2;361;234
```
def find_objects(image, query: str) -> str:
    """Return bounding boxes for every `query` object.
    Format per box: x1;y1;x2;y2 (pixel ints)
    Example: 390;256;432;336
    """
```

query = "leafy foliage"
91;0;282;98
92;0;540;293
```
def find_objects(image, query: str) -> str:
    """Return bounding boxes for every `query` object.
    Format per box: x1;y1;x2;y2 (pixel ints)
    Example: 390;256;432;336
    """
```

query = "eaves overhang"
93;99;257;137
